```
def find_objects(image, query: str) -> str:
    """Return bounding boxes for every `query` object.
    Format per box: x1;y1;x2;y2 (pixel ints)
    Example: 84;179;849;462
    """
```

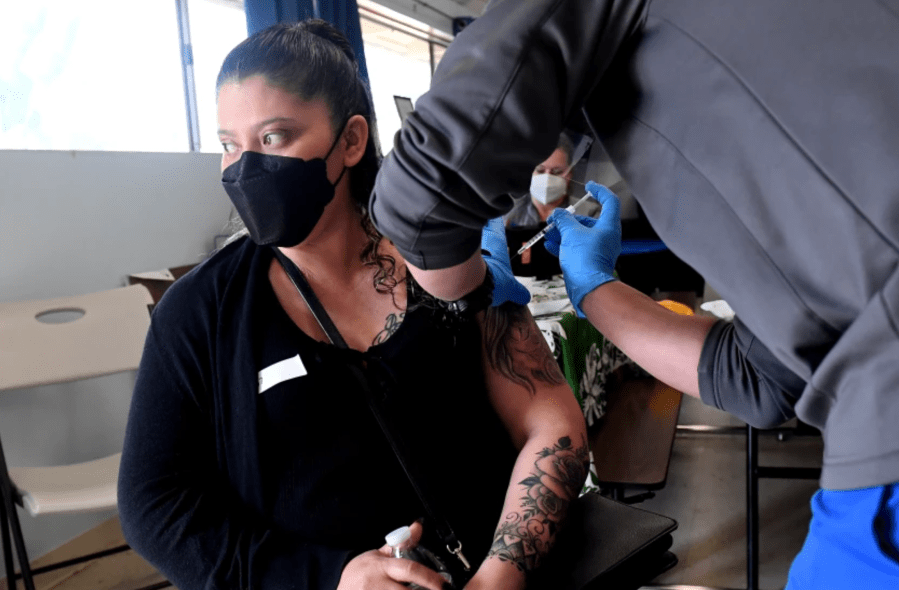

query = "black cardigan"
118;238;517;589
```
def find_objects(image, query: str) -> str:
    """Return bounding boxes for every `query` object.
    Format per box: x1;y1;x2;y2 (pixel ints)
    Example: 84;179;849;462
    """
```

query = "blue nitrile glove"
481;217;531;306
544;181;621;317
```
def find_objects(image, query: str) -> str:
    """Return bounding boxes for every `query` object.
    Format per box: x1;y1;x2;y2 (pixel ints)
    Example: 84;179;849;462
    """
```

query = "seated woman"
504;133;601;228
118;20;587;590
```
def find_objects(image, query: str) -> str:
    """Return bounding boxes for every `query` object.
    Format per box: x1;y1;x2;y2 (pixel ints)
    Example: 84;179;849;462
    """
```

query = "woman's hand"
337;522;450;590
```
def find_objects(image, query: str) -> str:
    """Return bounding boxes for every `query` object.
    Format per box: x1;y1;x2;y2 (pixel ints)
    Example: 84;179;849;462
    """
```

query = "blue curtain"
315;1;369;83
243;0;369;84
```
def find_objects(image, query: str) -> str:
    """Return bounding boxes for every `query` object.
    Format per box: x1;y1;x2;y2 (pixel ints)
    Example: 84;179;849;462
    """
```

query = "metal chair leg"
747;424;759;590
1;495;16;589
605;486;624;501
0;491;35;590
0;437;35;590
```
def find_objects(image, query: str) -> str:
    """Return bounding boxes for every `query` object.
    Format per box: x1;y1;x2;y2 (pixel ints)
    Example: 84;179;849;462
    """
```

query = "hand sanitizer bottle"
385;526;454;589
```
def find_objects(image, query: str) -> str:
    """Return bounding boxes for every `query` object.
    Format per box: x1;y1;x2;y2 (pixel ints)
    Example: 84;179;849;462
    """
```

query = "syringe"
515;192;593;257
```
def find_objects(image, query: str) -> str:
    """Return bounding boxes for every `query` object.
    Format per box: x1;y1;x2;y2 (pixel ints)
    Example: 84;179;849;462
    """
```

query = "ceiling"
444;0;489;14
211;0;487;38
368;0;487;35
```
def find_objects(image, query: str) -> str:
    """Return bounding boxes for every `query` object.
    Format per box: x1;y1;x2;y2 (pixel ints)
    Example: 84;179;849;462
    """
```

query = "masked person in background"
504;134;600;228
369;1;899;588
117;19;586;590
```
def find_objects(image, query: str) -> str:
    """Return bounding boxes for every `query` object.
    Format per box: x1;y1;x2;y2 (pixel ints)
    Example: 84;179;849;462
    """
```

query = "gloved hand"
481;217;531;306
544;181;621;317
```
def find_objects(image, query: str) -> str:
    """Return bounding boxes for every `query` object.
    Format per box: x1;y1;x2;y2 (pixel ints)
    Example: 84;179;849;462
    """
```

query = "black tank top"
254;253;518;565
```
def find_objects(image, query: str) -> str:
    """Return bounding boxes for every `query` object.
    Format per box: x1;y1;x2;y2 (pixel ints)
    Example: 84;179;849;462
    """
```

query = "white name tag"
258;354;307;394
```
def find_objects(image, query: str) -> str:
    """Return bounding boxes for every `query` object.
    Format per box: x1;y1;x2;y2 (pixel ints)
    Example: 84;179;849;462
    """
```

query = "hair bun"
302;19;357;65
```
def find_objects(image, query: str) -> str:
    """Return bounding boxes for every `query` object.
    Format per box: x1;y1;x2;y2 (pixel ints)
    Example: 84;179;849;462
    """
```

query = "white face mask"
529;173;568;205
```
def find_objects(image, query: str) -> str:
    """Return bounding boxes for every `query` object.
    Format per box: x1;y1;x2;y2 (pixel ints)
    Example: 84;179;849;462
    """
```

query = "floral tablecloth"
518;276;647;429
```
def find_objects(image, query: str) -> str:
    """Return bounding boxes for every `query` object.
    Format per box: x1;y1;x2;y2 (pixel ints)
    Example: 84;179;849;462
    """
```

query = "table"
127;264;198;307
589;377;682;501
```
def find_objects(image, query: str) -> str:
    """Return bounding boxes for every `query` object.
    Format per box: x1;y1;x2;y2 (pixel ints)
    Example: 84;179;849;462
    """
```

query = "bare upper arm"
477;303;587;449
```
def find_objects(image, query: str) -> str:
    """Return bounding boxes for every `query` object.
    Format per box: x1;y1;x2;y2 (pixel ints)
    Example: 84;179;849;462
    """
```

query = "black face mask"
221;128;348;248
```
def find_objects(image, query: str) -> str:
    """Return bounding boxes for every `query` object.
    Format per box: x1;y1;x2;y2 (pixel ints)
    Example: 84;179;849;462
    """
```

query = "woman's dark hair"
217;21;538;388
217;20;399;294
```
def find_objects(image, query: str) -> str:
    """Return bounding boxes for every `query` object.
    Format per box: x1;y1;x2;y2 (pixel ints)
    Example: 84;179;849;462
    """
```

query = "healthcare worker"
369;0;899;588
504;133;599;227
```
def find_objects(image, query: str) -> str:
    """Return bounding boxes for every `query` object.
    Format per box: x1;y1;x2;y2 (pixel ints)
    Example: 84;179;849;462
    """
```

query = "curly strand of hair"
357;205;411;311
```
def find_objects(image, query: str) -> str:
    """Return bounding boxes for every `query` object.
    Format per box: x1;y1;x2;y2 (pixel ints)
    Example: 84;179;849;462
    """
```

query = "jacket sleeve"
118;322;353;590
369;0;648;270
697;317;805;429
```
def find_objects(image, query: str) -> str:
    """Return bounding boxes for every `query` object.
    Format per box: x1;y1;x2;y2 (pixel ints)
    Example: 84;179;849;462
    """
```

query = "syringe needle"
514;191;594;257
516;226;551;257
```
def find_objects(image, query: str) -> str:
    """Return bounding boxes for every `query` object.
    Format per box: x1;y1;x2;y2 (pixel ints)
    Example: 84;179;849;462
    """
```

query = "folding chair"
0;284;153;589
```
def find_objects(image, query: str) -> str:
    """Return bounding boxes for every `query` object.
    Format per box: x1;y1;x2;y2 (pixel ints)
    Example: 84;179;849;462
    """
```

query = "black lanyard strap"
270;247;471;574
272;248;348;348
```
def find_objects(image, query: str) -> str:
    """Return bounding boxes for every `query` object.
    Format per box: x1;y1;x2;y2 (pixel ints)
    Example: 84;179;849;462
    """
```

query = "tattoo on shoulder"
483;303;566;395
373;312;405;345
487;434;589;573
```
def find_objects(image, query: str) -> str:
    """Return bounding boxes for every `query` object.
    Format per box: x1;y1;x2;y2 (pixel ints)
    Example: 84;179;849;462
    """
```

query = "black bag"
532;492;677;589
273;249;678;589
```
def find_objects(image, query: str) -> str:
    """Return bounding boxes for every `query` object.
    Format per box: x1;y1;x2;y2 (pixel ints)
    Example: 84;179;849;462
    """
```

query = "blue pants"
786;483;899;589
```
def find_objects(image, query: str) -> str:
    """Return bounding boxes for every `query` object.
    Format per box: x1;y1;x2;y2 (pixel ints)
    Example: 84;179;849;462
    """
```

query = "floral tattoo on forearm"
488;435;589;572
483;303;566;395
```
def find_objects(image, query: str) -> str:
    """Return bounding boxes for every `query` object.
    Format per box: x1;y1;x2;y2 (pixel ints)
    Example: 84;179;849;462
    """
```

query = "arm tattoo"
483;303;566;395
488;435;589;573
373;312;405;345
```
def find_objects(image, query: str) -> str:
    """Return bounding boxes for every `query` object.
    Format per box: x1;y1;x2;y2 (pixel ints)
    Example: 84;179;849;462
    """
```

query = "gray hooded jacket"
370;0;899;490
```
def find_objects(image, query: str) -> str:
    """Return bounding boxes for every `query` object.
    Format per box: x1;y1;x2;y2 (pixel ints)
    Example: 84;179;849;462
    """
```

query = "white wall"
0;150;231;302
0;150;231;576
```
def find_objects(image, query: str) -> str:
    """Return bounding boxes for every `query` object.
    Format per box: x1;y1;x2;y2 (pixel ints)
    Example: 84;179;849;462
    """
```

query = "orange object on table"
657;299;694;316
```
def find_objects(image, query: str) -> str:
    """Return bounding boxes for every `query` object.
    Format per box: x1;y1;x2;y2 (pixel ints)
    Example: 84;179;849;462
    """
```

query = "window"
0;1;188;151
1;0;453;153
359;2;450;152
186;0;247;153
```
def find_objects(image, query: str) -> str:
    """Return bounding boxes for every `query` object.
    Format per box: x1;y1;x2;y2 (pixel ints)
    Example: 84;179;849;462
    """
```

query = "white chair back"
0;284;153;392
